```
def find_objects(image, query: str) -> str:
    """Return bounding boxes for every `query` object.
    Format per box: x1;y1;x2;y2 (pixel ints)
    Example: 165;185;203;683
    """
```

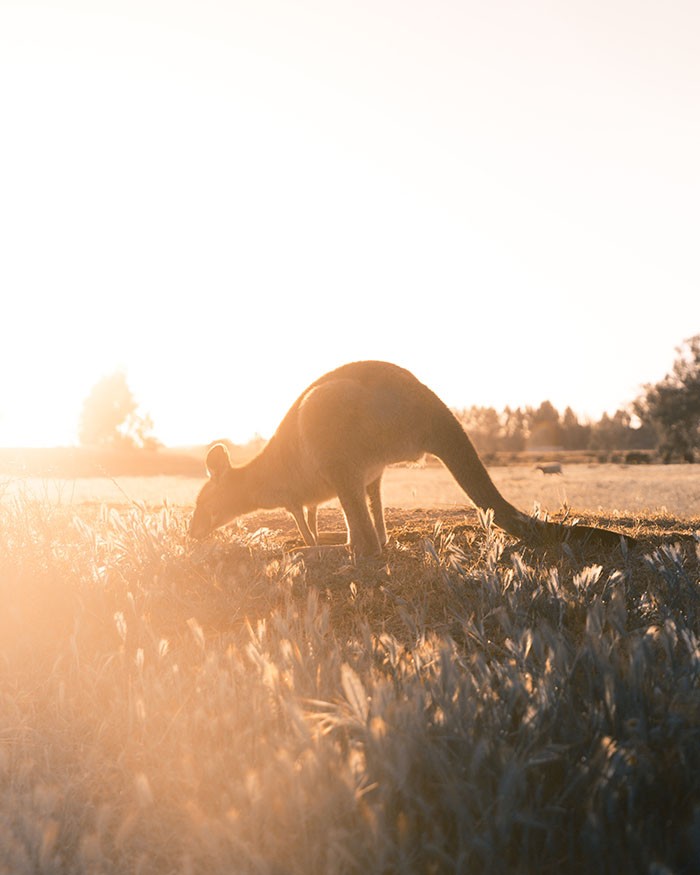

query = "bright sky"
1;0;698;447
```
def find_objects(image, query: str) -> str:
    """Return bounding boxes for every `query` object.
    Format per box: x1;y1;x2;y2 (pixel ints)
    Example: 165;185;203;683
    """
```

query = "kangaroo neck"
241;438;289;509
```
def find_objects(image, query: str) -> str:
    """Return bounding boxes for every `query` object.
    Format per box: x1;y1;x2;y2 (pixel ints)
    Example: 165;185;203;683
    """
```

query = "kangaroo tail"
425;398;634;549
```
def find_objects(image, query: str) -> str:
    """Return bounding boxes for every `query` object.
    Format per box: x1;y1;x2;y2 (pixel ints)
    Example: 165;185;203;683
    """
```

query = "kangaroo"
189;361;633;554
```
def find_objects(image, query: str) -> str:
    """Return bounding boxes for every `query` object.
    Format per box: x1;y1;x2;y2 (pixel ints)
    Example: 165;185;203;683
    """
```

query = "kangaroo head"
189;443;248;539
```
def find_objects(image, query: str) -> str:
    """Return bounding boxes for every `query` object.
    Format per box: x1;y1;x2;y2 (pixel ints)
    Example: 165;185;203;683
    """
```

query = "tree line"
455;402;655;457
79;336;700;462
457;335;700;462
458;334;700;462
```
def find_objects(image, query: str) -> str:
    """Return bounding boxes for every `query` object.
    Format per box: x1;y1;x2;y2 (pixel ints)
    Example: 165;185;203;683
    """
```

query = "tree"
79;372;159;449
590;410;630;452
528;401;563;449
456;406;502;454
561;406;591;450
501;406;527;452
635;335;700;462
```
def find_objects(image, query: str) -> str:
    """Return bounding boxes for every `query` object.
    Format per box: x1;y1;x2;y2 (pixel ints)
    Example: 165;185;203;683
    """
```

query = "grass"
4;461;700;518
1;492;699;873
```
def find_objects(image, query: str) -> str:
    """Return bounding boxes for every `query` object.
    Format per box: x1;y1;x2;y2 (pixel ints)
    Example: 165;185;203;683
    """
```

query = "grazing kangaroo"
190;361;633;554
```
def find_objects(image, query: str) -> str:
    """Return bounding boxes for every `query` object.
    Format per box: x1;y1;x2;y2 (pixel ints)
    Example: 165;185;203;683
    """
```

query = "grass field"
1;467;699;873
4;462;700;517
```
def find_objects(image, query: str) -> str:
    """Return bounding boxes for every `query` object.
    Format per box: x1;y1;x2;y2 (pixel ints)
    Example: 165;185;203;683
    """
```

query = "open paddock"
3;462;699;519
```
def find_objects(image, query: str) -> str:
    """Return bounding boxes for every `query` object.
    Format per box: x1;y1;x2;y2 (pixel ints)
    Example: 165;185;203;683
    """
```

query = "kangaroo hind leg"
290;506;318;546
366;476;387;547
335;477;382;558
306;505;318;542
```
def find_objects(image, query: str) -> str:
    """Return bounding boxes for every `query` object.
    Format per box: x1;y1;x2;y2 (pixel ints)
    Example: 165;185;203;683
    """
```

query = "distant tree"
501;406;527;452
79;372;159;449
622;413;656;451
561;406;591;450
590;410;633;452
456;406;502;454
528;401;562;449
635;335;700;462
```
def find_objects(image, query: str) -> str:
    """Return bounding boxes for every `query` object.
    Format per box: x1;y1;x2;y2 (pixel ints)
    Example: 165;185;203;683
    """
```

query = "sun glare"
1;2;697;449
0;380;83;449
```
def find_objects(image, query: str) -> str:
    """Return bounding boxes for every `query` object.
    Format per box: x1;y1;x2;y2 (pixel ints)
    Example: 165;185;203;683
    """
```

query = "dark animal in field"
536;462;563;475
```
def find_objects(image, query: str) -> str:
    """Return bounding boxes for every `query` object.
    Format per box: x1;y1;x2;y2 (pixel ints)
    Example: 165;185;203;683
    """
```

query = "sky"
1;0;698;447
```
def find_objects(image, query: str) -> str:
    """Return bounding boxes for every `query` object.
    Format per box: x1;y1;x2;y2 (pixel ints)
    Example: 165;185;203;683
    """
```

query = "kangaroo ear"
206;443;232;479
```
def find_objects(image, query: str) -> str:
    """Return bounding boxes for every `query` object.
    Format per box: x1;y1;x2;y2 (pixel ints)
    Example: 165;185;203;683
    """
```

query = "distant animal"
190;361;633;556
536;462;563;475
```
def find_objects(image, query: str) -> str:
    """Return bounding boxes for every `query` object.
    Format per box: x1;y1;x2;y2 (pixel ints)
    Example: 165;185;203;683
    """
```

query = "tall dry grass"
1;495;699;873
